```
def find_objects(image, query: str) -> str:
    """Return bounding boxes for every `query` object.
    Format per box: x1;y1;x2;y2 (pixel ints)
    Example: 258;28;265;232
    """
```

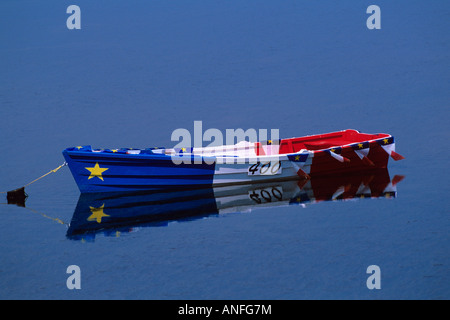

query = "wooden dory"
63;129;404;193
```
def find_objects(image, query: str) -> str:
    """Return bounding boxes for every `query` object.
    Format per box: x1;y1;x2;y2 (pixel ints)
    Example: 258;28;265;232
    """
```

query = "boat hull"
63;130;402;193
62;151;217;193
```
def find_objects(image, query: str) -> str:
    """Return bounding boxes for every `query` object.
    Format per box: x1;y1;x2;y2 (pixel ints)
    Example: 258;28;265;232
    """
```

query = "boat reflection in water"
67;169;404;241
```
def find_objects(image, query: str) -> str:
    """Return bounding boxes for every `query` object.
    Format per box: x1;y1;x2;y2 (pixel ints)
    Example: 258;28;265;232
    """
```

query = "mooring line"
1;161;70;225
23;161;68;187
0;162;67;194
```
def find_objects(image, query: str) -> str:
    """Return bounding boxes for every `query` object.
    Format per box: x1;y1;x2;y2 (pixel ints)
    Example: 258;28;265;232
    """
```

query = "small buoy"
7;187;28;207
2;161;67;208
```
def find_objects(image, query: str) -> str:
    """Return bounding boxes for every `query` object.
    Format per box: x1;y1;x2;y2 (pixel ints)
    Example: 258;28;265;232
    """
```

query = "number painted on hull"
247;161;282;176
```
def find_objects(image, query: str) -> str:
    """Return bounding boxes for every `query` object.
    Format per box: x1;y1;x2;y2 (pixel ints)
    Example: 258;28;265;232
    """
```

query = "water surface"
0;0;448;299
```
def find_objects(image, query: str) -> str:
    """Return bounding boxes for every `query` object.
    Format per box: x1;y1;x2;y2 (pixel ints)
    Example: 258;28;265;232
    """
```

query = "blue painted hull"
62;149;216;193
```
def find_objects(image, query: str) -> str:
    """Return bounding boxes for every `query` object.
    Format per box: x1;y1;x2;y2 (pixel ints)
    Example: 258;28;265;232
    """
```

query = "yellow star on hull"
85;163;108;181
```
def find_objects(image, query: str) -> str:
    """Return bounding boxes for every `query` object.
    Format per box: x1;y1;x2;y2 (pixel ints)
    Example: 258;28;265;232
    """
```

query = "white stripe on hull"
212;157;312;186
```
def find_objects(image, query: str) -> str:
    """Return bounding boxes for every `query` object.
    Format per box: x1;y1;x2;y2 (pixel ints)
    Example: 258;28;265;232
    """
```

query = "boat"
62;129;404;193
66;168;404;241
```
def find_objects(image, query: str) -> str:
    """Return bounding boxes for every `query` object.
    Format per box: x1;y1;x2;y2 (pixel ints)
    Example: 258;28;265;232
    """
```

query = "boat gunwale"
63;134;394;163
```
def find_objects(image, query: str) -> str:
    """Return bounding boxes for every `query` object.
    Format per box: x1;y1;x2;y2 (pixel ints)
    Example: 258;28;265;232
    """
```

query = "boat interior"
162;129;391;158
259;129;390;155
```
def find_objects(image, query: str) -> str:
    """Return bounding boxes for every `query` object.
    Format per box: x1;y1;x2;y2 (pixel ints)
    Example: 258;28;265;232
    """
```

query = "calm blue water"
0;0;448;299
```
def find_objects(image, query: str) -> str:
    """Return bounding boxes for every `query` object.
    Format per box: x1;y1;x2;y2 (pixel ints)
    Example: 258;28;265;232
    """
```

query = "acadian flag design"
85;163;108;181
62;130;404;194
287;153;309;163
287;153;310;178
289;192;310;205
103;148;127;154
66;145;92;152
262;139;280;156
351;141;374;166
326;147;350;163
140;147;166;154
174;147;193;154
377;137;405;161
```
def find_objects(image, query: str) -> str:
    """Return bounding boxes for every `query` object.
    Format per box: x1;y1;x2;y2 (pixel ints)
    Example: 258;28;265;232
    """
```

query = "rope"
1;161;69;226
23;161;67;187
0;162;67;194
